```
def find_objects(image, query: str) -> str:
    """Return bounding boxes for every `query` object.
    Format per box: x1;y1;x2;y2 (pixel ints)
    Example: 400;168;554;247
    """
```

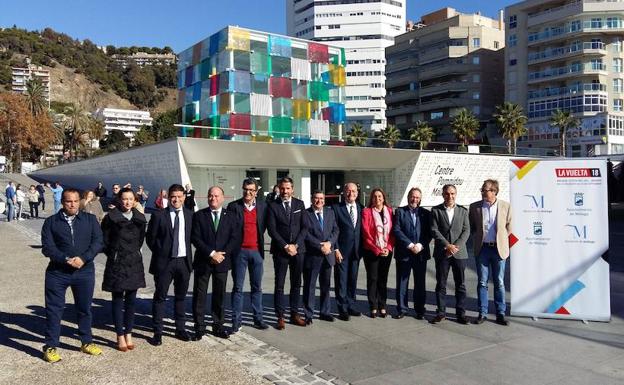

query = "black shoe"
175;330;191;342
230;323;241;334
337;312;350;321
392;312;405;319
379;309;388;318
457;315;470;325
151;333;162;346
319;314;335;322
496;314;509;326
369;310;377;319
473;314;487;325
253;321;269;330
415;313;424;320
430;314;445;324
192;331;205;341
348;309;362;317
305;318;313;325
213;328;230;339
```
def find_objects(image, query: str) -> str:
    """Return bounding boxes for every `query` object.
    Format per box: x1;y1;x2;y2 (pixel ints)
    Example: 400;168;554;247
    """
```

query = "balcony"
528;62;607;83
419;81;468;98
528;42;606;64
385;90;418;104
527;0;583;28
527;83;607;100
418;62;468;81
528;19;624;46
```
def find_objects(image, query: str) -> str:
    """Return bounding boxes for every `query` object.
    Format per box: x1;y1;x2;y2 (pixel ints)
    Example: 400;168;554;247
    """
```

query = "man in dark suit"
430;184;470;324
392;187;432;319
267;176;308;330
191;186;241;339
227;178;269;332
146;184;194;346
303;190;339;324
332;182;363;321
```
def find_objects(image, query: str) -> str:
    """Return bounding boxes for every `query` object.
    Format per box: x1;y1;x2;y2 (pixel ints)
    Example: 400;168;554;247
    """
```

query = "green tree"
550;109;580;157
24;78;48;116
133;125;156;146
99;129;130;153
380;124;401;148
408;121;435;150
494;102;528;154
450;108;479;148
346;122;368;146
62;103;90;160
150;108;180;140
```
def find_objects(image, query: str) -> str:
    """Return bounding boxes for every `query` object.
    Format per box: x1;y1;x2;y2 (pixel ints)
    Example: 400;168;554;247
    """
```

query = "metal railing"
528;42;606;62
527;83;607;99
528;62;607;80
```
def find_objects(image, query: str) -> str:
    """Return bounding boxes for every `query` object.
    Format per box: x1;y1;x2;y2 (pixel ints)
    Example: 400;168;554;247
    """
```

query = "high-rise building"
176;26;347;144
385;8;505;140
94;108;153;140
506;0;624;156
11;61;51;106
286;0;407;132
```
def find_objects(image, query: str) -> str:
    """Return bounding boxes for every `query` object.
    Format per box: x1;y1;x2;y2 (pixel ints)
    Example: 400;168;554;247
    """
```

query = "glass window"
473;92;480;100
430;111;443;120
614;99;623;112
472;106;481;115
509;15;517;29
472;38;481;47
473;74;480;83
472;56;480;65
494;41;500;49
613;37;623;53
591;18;603;28
509;59;517;66
614;58;623;72
570;20;581;32
508;35;517;47
614;78;623;93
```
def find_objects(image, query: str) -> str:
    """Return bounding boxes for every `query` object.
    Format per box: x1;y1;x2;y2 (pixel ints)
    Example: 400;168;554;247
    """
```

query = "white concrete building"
112;52;177;68
286;0;407;132
11;63;51;105
94;108;153;139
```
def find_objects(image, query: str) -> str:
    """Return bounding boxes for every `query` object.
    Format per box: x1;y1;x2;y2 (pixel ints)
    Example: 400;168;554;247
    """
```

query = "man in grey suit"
430;184;470;324
303;190;339;324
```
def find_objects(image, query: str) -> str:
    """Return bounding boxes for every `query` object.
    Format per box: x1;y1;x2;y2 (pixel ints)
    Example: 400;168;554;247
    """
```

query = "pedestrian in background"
80;190;104;223
155;189;168;210
184;183;196;212
136;185;149;208
47;182;63;214
36;183;46;212
15;184;25;220
27;185;40;219
5;181;16;222
94;181;107;200
101;188;147;352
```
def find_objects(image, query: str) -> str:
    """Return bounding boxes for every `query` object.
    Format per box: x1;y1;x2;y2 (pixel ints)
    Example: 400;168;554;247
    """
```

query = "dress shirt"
445;204;455;224
482;199;498;243
169;208;186;257
244;200;256;211
407;206;423;252
346;202;357;226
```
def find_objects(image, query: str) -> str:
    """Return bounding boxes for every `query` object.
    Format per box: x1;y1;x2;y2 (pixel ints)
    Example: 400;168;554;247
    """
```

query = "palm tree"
408;121;435;150
450;108;479;148
493;102;528;154
379;124;402;148
347;122;368;147
24;78;48;116
550;109;580;157
62;104;90;160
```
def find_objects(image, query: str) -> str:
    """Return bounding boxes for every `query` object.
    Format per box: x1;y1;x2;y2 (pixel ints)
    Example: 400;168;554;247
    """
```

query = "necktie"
172;210;180;257
284;201;291;218
349;205;356;228
212;210;219;230
317;212;324;230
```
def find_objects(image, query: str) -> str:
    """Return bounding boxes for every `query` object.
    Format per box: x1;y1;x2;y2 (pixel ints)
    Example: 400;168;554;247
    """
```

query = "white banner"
509;159;610;321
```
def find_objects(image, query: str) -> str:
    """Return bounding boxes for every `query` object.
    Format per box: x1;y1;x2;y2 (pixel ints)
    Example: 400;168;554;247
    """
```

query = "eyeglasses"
481;189;495;193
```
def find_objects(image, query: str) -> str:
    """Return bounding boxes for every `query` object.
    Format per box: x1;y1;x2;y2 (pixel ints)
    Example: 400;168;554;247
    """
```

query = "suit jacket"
304;206;339;267
332;202;363;259
361;206;395;255
393;205;432;262
227;198;268;258
431;204;470;260
267;197;308;255
469;199;512;259
146;207;194;275
191;207;241;273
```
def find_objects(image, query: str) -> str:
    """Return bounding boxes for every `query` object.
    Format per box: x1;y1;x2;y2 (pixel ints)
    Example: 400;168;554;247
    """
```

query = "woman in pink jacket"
361;187;395;318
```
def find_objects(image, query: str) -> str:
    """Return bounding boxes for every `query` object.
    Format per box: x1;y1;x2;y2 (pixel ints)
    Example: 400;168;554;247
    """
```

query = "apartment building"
506;0;624;156
11;62;51;105
93;108;153;140
286;0;407;132
112;52;177;68
385;8;505;140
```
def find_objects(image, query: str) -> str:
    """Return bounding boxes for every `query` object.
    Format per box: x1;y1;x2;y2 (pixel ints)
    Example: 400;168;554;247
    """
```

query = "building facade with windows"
505;0;624;156
176;26;347;144
286;0;407;132
11;63;51;105
93;108;153;140
385;8;505;140
112;52;177;68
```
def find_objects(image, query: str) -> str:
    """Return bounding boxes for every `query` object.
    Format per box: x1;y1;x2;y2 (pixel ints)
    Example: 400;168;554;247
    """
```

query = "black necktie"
284;201;291;218
172;210;180;257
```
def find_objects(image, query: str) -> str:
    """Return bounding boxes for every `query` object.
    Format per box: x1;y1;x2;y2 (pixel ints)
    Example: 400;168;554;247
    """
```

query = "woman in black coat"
101;187;147;351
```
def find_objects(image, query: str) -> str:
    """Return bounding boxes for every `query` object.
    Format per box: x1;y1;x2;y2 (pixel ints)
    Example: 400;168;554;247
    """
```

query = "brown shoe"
429;314;446;324
276;318;286;330
290;313;306;327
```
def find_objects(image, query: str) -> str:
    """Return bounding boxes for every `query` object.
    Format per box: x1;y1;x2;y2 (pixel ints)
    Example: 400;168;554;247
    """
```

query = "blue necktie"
317;212;324;230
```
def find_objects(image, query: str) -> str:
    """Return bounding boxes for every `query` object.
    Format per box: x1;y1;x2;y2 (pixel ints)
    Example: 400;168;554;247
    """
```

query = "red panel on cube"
210;74;220;96
193;128;202;138
270;77;292;98
308;43;329;63
229;113;251;135
322;107;331;121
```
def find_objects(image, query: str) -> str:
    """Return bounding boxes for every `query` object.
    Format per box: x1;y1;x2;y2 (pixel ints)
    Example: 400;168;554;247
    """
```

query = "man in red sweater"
227;178;269;331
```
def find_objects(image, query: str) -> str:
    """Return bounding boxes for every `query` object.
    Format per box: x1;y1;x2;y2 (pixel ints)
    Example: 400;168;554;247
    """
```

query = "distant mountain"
0;26;178;113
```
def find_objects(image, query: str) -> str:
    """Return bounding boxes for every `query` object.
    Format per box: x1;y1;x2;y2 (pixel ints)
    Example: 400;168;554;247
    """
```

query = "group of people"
39;176;512;364
4;181;48;221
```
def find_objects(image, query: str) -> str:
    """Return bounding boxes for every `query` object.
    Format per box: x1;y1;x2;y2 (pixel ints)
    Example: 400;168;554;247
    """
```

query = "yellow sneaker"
80;343;102;356
43;346;61;363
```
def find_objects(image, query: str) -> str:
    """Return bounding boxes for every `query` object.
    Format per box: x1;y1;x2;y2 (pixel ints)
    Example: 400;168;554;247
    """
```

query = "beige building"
11;62;51;105
385;8;505;140
506;0;624;157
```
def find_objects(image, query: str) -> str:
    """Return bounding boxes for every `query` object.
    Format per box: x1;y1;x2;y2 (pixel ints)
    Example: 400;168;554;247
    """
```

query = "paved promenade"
1;183;623;384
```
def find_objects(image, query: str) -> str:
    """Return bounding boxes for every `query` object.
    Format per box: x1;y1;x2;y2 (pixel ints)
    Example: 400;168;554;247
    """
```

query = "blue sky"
1;0;517;52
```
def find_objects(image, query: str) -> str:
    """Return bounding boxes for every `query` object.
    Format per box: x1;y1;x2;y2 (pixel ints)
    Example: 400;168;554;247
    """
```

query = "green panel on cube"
270;116;292;139
234;93;251;113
